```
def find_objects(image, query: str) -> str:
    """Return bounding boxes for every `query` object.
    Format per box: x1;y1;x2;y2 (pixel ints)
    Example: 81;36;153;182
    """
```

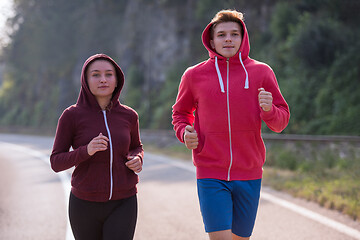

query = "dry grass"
263;167;360;221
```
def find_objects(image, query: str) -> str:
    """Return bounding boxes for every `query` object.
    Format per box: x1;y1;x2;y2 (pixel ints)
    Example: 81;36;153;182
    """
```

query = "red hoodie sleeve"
128;115;144;162
172;69;196;143
50;109;90;172
260;69;290;133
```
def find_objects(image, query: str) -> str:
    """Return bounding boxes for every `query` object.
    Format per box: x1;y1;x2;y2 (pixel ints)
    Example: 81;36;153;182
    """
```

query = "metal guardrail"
261;133;360;142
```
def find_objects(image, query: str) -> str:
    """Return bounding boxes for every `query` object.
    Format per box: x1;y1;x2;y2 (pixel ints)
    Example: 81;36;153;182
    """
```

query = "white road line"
146;152;360;240
261;192;360;239
0;142;74;240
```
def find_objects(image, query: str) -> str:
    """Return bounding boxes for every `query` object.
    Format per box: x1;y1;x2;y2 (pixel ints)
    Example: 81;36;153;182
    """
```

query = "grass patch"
263;168;360;220
264;141;360;221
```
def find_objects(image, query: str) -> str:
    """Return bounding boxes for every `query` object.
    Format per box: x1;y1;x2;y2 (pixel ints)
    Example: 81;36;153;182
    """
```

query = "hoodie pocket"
231;130;265;170
194;132;230;168
72;161;107;193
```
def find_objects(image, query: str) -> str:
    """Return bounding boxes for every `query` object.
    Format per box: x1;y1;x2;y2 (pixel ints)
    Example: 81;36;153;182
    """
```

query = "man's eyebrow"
90;69;114;72
216;29;240;33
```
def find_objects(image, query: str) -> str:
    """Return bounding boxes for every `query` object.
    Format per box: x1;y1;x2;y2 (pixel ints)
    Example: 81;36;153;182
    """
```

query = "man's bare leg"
208;230;250;240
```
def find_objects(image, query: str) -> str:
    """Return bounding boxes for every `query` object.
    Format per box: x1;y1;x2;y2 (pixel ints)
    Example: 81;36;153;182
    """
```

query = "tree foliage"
262;0;360;135
0;0;359;135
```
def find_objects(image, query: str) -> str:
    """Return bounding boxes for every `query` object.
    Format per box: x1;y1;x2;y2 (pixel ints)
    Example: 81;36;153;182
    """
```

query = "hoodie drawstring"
214;53;249;93
239;52;249;89
215;56;225;93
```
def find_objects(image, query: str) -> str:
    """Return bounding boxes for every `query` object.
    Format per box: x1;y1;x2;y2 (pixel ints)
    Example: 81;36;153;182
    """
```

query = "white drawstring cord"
215;56;225;93
215;53;249;91
239;52;249;89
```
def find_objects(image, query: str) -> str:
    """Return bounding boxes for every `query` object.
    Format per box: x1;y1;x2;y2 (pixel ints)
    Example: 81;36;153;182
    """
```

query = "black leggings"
69;192;137;240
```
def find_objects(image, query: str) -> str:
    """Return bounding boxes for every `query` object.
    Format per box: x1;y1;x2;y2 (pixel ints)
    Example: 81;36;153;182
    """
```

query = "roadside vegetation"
145;140;360;221
264;141;360;221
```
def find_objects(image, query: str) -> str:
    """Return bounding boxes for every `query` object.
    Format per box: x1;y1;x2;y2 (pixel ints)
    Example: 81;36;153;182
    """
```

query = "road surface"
0;133;360;240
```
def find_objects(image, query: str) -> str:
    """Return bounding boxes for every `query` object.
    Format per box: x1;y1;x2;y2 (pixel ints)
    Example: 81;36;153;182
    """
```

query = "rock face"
116;1;194;85
111;0;271;90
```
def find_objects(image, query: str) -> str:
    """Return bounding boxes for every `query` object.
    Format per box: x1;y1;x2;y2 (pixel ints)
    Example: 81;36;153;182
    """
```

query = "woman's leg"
103;195;138;240
68;192;103;240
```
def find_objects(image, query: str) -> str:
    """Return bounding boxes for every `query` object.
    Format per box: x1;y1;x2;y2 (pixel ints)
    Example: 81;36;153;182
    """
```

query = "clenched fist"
87;133;109;156
184;125;198;150
125;155;142;173
258;88;273;112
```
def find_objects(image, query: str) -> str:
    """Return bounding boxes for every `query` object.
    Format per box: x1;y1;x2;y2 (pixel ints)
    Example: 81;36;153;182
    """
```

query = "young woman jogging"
51;53;143;240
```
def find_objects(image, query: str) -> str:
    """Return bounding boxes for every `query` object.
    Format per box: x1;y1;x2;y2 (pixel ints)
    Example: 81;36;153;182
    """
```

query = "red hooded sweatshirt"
172;20;290;181
50;54;143;202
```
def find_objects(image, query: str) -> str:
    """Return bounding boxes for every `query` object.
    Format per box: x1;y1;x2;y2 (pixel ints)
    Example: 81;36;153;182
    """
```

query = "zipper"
102;110;114;200
226;58;233;181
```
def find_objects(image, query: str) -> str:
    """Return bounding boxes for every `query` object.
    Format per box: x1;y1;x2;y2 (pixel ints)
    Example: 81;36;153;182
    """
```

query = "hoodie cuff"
179;127;186;143
260;105;275;120
79;145;91;161
137;153;144;163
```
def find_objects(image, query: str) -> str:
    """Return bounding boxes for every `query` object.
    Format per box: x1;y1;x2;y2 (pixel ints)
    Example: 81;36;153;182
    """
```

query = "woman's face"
210;21;242;58
86;60;117;102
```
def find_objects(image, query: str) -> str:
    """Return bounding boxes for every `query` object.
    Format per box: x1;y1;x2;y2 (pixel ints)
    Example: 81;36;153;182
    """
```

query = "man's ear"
210;40;215;49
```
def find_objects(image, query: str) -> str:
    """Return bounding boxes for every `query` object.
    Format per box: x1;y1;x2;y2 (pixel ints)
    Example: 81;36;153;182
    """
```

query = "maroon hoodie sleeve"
172;69;196;142
50;109;90;172
260;69;290;133
128;116;144;162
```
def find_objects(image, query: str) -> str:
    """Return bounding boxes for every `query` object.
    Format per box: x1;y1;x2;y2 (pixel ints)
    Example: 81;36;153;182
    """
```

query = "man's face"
210;22;242;58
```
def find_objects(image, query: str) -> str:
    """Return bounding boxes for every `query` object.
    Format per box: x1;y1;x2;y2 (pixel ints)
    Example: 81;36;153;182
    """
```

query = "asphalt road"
0;133;360;240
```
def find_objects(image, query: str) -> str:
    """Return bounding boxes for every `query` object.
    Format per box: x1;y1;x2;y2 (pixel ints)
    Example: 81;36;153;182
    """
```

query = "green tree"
265;0;360;135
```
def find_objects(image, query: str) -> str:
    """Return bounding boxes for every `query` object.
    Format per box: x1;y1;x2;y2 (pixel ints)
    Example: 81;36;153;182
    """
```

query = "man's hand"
258;88;273;112
184;125;198;149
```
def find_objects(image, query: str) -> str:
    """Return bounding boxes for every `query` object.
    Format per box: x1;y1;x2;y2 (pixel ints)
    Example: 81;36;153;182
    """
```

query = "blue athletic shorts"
197;178;262;238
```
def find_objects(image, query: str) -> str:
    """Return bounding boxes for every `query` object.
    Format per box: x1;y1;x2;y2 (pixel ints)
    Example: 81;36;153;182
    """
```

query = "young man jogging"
172;9;290;240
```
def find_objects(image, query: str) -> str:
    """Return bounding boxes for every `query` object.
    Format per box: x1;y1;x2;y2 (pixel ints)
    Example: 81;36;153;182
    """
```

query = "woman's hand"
87;133;109;156
125;155;142;173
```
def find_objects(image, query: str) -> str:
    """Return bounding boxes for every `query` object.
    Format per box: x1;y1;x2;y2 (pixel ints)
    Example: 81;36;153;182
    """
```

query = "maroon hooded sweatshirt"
50;54;143;202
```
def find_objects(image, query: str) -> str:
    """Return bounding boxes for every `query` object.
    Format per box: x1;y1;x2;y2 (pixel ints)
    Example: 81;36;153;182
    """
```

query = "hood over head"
201;19;251;90
76;53;124;110
202;18;250;61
